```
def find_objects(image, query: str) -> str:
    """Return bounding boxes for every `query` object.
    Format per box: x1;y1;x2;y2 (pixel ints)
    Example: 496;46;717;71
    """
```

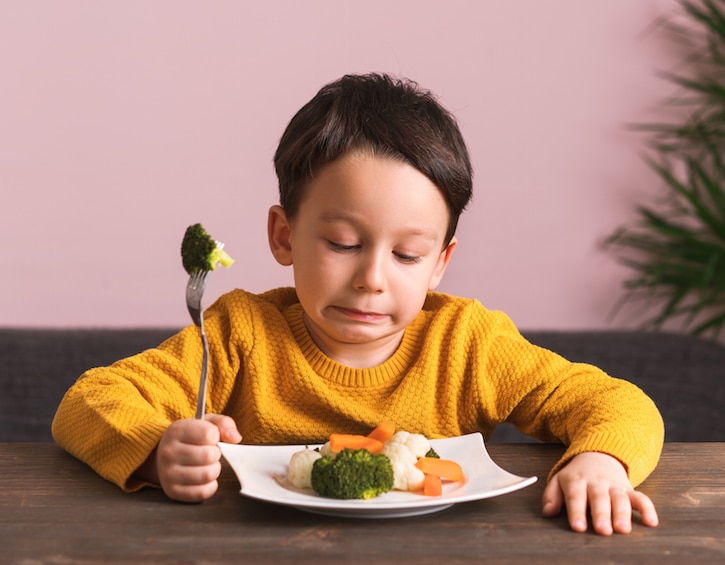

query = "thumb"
204;413;243;444
542;474;564;518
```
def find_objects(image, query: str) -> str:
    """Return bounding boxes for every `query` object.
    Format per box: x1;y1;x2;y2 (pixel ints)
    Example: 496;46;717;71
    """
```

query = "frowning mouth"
331;306;388;322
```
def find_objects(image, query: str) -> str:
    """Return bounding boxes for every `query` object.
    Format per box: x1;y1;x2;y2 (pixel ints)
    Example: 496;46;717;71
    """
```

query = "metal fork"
186;270;210;419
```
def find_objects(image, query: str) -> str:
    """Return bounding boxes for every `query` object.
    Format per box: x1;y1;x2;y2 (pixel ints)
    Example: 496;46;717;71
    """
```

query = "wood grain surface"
1;442;723;564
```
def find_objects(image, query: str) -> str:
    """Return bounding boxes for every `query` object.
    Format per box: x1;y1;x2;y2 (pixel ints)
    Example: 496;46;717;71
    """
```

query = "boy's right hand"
153;414;242;502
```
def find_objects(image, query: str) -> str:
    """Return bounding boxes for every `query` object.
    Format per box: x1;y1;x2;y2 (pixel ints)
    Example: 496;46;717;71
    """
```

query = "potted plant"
607;0;725;339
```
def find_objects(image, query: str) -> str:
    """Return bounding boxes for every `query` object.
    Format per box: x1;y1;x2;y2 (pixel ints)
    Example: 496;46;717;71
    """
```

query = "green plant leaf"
645;156;725;240
606;0;725;339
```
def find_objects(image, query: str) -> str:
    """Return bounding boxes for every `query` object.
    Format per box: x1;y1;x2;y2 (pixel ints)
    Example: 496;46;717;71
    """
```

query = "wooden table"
1;443;723;564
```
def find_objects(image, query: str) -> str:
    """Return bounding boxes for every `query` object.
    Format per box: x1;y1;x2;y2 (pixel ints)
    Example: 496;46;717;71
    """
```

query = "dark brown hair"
273;73;473;245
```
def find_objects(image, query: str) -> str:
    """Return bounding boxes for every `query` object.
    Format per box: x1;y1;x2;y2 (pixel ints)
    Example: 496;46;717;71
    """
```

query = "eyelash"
394;252;422;264
327;241;422;264
328;241;358;253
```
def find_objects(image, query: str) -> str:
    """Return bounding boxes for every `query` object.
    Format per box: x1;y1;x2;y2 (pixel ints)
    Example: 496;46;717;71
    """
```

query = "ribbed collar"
284;303;426;388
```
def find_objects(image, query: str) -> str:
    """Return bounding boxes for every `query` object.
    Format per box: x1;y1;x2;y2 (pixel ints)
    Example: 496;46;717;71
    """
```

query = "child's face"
268;151;456;368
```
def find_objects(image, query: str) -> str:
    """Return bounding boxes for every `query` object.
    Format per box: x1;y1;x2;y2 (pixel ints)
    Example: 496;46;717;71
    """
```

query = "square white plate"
219;433;537;519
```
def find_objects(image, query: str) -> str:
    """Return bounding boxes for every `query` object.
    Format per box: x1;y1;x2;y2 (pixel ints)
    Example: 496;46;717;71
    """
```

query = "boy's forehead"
294;155;449;240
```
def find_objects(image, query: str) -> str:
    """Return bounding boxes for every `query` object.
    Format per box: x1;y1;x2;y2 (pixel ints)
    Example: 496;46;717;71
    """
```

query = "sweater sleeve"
471;308;664;487
51;296;242;492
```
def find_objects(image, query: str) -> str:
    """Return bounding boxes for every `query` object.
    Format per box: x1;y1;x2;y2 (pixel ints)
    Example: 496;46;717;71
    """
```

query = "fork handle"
195;330;209;420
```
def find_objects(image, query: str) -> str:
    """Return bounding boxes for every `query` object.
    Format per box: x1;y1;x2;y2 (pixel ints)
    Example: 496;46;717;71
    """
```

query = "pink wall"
1;1;680;329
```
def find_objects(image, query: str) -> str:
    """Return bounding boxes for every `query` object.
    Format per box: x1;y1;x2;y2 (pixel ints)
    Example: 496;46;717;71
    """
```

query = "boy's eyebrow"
319;211;440;241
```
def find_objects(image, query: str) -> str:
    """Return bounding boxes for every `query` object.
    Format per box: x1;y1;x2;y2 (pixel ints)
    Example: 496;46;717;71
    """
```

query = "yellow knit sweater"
52;287;663;492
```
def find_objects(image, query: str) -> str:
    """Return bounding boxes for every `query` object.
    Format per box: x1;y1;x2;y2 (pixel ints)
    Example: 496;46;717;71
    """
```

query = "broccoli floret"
181;223;235;274
425;447;440;459
310;448;394;500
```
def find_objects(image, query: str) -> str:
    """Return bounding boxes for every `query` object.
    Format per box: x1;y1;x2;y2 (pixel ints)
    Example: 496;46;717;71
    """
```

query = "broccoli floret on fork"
181;223;235;275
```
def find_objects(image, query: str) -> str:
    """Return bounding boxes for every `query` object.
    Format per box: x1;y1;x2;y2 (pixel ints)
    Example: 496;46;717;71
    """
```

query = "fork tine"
188;270;209;291
185;270;210;326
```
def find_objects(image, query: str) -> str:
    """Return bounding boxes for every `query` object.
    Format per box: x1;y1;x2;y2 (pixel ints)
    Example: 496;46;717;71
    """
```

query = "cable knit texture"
52;288;664;492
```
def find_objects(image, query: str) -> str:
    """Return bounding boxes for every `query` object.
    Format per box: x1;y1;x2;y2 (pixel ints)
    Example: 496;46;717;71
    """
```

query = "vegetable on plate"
285;421;464;500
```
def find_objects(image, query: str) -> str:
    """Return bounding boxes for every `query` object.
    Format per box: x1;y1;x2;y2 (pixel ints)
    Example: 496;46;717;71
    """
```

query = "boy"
53;73;663;536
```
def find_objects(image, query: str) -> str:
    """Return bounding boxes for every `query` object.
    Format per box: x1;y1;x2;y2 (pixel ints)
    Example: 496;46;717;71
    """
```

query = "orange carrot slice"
329;433;384;454
415;457;464;482
423;473;442;496
367;420;396;443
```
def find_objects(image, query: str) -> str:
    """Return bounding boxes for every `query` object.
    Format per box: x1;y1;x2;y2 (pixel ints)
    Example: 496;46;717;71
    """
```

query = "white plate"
219;433;537;519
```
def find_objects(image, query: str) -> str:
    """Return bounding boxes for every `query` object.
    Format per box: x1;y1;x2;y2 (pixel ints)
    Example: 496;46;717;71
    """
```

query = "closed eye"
394;252;422;264
327;240;359;253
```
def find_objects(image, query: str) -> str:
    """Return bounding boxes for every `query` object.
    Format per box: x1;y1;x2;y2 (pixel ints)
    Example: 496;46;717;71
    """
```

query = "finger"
205;414;243;443
191;419;223;445
561;477;589;533
159;459;222;502
167;460;222;487
541;475;564;517
163;476;220;503
588;483;615;536
630;490;659;528
157;436;221;467
166;418;222;446
610;487;633;534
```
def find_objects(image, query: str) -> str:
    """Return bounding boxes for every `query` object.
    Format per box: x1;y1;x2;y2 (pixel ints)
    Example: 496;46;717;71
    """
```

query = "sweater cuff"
110;420;170;492
548;428;663;487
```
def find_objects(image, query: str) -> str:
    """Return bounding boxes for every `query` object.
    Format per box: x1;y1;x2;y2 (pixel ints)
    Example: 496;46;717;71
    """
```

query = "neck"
302;313;404;369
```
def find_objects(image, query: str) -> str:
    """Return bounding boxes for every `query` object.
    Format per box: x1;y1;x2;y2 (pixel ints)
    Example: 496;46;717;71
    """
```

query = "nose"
353;250;386;293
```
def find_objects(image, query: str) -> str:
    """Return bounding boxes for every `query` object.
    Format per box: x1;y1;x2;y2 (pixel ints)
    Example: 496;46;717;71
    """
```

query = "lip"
331;306;388;322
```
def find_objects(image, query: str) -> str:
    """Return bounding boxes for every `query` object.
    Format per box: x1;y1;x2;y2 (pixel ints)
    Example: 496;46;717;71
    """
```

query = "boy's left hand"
542;452;659;535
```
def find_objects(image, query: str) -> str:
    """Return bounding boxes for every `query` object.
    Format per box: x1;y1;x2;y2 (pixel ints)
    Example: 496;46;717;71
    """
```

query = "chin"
333;325;402;345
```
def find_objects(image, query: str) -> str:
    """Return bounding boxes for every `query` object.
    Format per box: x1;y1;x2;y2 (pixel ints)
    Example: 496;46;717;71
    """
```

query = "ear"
428;237;457;291
267;205;294;266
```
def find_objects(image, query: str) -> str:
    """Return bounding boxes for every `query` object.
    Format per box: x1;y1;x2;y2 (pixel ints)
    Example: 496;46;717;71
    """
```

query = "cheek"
387;273;432;313
294;251;342;289
392;259;440;288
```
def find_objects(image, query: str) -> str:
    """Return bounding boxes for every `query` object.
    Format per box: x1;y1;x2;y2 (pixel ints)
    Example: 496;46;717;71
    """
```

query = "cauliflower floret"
287;448;322;489
385;431;431;458
382;441;426;492
319;441;334;457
